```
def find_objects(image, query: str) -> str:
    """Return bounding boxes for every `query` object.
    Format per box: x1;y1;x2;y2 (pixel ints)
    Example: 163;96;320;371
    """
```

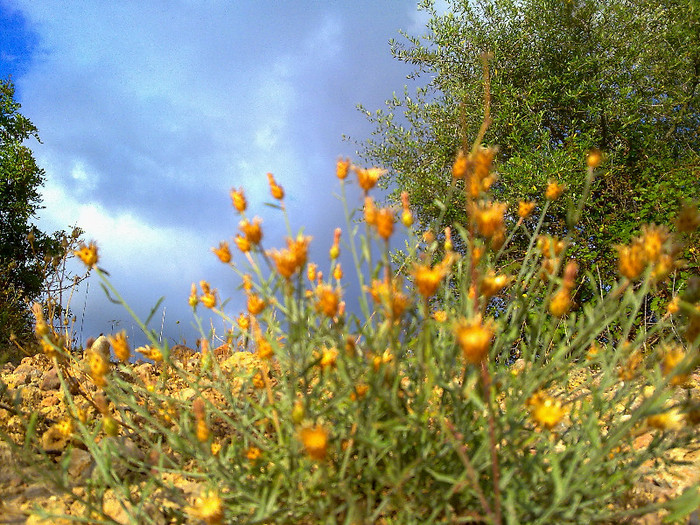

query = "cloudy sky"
1;1;441;350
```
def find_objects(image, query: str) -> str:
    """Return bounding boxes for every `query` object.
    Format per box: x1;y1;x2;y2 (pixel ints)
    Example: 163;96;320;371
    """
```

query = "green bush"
1;143;699;524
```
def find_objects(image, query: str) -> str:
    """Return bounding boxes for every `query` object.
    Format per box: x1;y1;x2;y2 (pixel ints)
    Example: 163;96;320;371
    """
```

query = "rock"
40;368;60;391
87;335;111;363
13;363;34;376
64;448;94;483
175;387;196;402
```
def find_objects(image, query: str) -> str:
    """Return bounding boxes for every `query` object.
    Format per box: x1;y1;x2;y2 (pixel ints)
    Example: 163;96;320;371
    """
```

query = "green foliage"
0;78;73;351
358;0;700;280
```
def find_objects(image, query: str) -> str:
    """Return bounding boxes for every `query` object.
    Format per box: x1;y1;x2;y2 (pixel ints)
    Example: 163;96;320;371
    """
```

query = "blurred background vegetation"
358;0;699;292
1;78;81;363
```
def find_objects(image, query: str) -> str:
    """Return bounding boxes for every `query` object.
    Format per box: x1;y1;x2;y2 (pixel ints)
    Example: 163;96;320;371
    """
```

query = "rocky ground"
1;350;699;524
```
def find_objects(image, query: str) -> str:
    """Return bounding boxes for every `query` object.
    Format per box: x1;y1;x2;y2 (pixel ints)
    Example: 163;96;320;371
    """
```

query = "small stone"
65;448;94;483
40;368;61;391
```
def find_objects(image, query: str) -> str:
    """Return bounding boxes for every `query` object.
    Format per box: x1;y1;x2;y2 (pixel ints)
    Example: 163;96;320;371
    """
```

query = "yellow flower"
667;296;680;315
537;235;566;257
647;407;685;431
454;316;495;364
518;201;536;219
480;271;510;298
351;384;369;401
640;224;669;263
107;331;130;363
528;393;567;430
315;284;340;318
661;346;689;386
32;302;50;337
364;196;377;225
401;191;413;227
88;348;110;382
329;227;341;260
307;263;318;282
586;148;603;168
240;217;263;245
196;418;210;443
473;201;507;239
137;345;163;362
616;241;647;281
333;263;343;281
270;235;311;279
201;290;217;309
255;335;274;359
186;489;224;525
355;166;385;193
367;278;411;320
316;346;338;370
230;187;247;213
188;283;199;308
234;234;251;253
246;446;262;462
267;172;284;200
237;313;250;331
452;149;468;179
432;310;448;323
375;207;395;240
212;241;232;263
336;157;351;180
252;371;265;389
548;287;572;317
300;425;329;461
372;349;394;371
247;293;266;316
412;261;449;298
74;241;99;268
545;181;565;201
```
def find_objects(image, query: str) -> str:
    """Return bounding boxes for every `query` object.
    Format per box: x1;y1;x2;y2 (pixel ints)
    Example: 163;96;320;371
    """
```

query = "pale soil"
1;352;699;524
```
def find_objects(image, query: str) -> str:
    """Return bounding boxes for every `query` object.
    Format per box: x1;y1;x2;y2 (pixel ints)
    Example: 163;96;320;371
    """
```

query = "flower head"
315;283;340;318
247;293;266;316
518;201;536;219
230;187;247;213
107;331;130;363
528;393;567;430
186;489;224;525
375;207;395;240
545;181;565;201
548;287;572;317
267;172;284;200
212;241;231;263
355;166;385;193
616;241;647;281
336;157;351;180
240;217;263;245
300;425;329;461
74;242;99;268
412;261;448;298
454;316;495;364
473;201;507;239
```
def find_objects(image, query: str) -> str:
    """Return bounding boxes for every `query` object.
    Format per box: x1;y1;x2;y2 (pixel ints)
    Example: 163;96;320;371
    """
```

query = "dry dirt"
1;351;699;524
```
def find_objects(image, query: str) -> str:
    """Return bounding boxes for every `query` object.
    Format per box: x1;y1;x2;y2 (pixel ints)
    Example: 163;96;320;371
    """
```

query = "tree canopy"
360;0;699;282
1;78;67;347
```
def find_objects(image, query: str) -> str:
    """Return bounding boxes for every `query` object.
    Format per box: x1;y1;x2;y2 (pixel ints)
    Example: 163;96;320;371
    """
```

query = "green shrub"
1;140;699;524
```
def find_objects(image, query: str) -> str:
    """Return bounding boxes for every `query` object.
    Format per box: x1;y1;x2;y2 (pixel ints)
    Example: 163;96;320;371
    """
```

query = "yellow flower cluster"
616;224;676;281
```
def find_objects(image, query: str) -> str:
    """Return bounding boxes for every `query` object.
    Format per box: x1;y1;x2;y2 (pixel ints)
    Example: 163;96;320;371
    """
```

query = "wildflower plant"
2;118;700;524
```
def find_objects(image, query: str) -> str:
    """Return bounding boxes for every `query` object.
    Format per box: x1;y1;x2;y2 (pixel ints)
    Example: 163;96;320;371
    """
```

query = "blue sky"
1;1;443;350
